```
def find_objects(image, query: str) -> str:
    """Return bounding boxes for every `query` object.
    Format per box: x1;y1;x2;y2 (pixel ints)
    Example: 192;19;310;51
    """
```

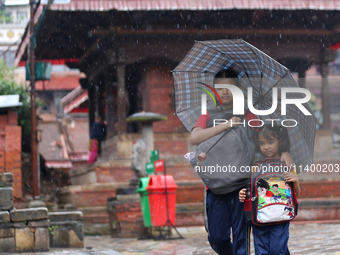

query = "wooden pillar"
105;72;116;137
117;64;127;133
97;76;105;121
321;62;331;129
88;81;96;130
298;71;306;88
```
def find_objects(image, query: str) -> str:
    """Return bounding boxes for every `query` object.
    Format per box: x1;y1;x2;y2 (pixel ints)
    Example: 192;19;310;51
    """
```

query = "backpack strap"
244;111;261;131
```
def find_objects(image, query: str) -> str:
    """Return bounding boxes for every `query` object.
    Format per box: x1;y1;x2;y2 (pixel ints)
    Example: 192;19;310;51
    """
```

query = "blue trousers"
206;189;250;255
252;223;290;255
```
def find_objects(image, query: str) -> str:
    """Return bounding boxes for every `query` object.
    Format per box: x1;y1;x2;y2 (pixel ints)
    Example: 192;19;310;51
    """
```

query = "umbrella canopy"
172;39;316;170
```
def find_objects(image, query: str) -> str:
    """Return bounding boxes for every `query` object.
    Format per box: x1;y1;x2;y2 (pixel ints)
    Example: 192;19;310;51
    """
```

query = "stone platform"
6;224;340;255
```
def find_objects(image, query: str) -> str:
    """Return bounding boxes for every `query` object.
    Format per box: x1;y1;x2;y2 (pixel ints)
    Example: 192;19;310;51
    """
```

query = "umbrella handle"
198;152;207;163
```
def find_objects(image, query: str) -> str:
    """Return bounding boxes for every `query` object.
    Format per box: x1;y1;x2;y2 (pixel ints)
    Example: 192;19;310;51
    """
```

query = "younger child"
239;124;300;255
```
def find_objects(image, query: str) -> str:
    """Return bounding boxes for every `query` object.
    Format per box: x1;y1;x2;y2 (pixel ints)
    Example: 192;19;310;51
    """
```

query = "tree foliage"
0;10;13;24
0;59;31;151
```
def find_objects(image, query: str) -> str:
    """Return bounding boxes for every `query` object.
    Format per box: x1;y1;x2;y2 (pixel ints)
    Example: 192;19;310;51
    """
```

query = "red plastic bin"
146;175;178;227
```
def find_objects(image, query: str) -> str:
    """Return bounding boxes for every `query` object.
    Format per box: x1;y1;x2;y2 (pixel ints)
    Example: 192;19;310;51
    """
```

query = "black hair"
272;184;279;188
285;182;290;186
214;69;240;86
215;69;238;79
256;179;269;190
253;124;290;155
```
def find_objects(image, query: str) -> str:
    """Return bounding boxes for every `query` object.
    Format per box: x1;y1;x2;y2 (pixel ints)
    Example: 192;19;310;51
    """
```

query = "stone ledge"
60;180;202;194
68;164;95;178
83;223;110;236
96;157;190;168
10;208;48;222
116;194;140;201
48;221;84;241
49;211;83;222
0;222;26;228
176;202;204;212
58;182;129;195
28;220;50;228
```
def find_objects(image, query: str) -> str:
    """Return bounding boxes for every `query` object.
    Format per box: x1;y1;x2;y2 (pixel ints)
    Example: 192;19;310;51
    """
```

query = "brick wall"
0;110;22;200
145;66;186;133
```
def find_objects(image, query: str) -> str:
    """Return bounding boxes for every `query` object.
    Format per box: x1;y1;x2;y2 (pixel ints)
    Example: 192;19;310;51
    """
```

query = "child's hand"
228;117;242;129
283;172;299;183
239;188;246;203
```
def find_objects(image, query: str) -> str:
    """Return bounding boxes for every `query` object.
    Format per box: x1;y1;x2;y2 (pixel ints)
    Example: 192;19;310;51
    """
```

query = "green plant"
0;60;42;152
48;225;59;235
0;10;13;24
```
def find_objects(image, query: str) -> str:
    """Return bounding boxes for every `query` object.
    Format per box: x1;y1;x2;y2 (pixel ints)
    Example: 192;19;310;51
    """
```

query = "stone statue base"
129;176;139;187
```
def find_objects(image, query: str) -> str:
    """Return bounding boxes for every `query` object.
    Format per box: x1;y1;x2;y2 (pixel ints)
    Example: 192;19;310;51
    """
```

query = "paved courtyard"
6;223;340;255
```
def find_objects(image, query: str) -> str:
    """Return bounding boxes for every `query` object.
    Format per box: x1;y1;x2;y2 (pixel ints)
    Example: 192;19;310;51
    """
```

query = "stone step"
298;197;340;207
299;180;340;198
57;182;129;208
57;180;205;208
296;207;340;221
73;195;340;235
77;203;205;224
78;206;109;224
74;203;205;235
294;197;340;222
68;158;200;185
57;179;340;209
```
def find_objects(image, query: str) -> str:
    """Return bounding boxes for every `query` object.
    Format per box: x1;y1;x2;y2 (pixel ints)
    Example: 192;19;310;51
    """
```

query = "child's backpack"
244;158;299;225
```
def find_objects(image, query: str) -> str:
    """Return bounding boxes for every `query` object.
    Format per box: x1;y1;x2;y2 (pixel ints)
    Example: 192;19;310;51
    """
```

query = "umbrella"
172;39;316;170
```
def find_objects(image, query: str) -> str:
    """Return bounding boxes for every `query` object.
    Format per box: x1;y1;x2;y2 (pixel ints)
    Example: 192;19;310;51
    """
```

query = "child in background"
239;124;300;255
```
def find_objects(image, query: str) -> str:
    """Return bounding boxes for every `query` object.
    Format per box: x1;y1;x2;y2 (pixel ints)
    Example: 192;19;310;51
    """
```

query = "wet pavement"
6;223;340;255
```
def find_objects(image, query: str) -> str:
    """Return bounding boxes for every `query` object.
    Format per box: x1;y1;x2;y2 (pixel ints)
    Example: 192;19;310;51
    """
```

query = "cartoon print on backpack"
271;184;282;202
256;174;296;223
284;207;295;219
284;182;293;206
257;175;293;207
257;179;273;209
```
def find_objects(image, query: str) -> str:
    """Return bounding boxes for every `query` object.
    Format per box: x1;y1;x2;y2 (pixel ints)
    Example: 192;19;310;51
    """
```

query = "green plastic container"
136;177;151;227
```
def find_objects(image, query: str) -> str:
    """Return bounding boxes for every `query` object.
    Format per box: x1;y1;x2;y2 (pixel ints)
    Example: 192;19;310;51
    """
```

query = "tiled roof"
61;87;88;114
48;0;340;11
36;73;83;91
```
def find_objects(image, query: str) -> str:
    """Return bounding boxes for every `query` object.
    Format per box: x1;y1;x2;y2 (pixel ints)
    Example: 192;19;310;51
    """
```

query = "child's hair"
256;179;269;190
253;124;290;155
214;69;240;88
215;69;238;79
272;184;279;188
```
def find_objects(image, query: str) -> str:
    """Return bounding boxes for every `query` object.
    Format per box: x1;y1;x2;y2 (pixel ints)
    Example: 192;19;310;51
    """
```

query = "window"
1;51;15;67
17;11;28;24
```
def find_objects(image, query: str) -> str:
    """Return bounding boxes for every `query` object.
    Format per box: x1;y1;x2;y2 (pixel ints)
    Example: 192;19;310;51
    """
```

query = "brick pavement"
5;223;340;255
